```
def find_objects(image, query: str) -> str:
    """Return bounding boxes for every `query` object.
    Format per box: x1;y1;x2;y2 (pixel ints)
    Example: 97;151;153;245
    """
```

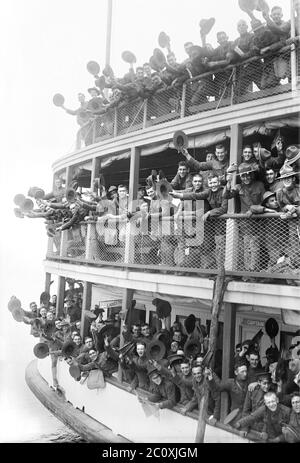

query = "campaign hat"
262;191;276;206
20;198;34;212
184;314;196;335
158;31;171;49
153;48;167;69
147;364;160;378
69;364;81;380
256;147;271;163
278;165;298;180
7;296;22;312
108;185;117;193
87;87;100;96
13;193;26;207
146;339;166;361
84;310;97;319
121;51;136;64
199;18;215;36
61;340;77;357
167;352;185;366
238;164;257;175
285;145;300;163
265;318;279;338
33;342;49;359
154;329;171;347
53;93;65;107
86;60;100;76
184;338;201;358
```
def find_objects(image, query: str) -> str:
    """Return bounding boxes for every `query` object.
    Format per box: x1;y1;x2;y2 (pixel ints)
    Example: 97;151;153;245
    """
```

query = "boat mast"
105;0;113;66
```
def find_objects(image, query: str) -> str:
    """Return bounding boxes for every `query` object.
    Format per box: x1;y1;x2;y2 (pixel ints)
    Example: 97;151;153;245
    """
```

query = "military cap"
238;164;257;176
147;364;160;378
199;18;215;36
53;93;65;107
262;191;276;206
278;165;298;180
33;342;49;359
255;371;271;382
184;314;196;335
167;353;185;365
146;339;166;361
86;60;100;76
265;318;279;338
87;87;100;95
121;51;136;64
257;147;271;162
108;185;117;193
285;145;300;163
13;193;26;207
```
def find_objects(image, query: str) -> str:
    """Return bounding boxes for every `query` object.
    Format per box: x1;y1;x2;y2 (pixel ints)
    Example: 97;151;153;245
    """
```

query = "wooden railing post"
124;146;140;264
224;124;243;271
117;288;134;382
56;276;66;318
220;302;237;421
80;282;92;339
45;272;51;294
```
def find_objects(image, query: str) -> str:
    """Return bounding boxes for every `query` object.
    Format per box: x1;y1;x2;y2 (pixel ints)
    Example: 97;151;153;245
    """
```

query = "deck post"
290;0;298;91
117;288;134;382
56;276;66;318
124;146;140;264
60;166;73;257
45;272;51;294
220;302;237;421
195;267;228;443
224;124;243;271
80;282;92;339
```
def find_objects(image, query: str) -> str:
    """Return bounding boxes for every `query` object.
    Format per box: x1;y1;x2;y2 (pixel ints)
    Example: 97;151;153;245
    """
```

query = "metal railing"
47;212;300;283
75;40;299;149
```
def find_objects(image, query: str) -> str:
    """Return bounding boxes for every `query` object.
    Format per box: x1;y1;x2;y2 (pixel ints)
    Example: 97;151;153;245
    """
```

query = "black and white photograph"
0;0;299;446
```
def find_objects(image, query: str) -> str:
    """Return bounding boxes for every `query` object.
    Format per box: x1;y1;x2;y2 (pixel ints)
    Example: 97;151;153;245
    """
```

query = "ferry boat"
22;0;300;444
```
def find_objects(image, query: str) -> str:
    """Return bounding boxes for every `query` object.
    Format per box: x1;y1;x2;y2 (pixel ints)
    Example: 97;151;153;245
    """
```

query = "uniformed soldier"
242;372;272;431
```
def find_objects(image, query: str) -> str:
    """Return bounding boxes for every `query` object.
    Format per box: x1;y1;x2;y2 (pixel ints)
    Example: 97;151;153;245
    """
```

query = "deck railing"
46;212;300;283
75;40;299;149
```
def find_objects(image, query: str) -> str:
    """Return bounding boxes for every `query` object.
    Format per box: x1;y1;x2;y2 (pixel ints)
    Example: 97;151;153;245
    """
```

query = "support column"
117;288;134;382
60;166;74;257
220;302;237;421
80;282;92;339
56;276;66;318
225;124;243;271
45;272;51;294
124;146;140;263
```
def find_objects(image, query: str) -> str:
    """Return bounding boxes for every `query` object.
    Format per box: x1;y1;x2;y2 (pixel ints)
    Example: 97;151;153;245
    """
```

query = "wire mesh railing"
47;213;300;282
74;41;298;149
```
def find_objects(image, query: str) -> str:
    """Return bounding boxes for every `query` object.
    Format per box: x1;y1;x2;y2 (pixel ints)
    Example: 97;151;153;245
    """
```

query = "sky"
0;0;291;443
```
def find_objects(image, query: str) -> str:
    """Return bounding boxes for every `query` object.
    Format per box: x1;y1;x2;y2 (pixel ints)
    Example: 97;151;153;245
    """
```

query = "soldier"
171;173;228;269
225;164;265;276
181;366;220;422
235;391;291;442
282;392;300;442
250;191;289;271
276;165;300;268
170;161;193;191
242;372;272;423
127;342;150;392
141;365;177;410
240;146;260;173
230;19;262;95
208;361;249;425
207;31;233;99
263;168;283;192
180;144;229;186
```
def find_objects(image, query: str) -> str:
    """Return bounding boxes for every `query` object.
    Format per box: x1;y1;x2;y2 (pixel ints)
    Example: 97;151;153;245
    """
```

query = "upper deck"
52;41;300;173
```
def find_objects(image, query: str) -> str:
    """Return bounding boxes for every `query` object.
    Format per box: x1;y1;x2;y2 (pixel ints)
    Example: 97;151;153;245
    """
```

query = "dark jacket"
224;181;265;213
237;403;291;440
148;378;177;409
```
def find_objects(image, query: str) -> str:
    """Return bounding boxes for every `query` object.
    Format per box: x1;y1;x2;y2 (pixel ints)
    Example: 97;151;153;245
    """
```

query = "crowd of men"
9;289;300;443
57;4;298;144
14;133;300;281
